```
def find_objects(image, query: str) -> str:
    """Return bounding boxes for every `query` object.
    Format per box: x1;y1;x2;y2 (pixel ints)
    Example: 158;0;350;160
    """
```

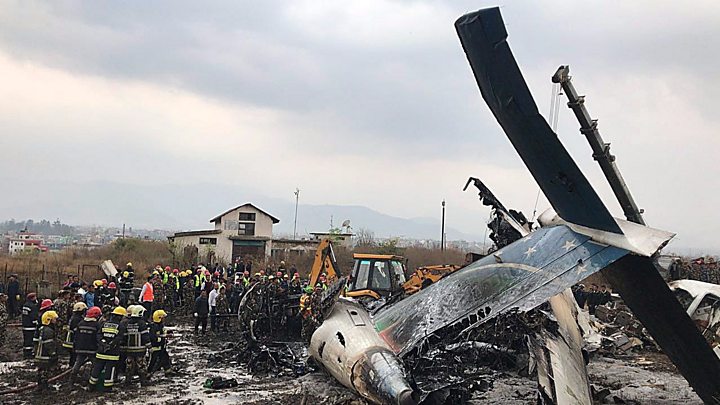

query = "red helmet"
276;271;283;277
86;306;102;319
173;268;179;273
40;299;53;311
165;266;171;271
213;271;220;277
108;282;117;289
101;279;108;285
26;293;37;301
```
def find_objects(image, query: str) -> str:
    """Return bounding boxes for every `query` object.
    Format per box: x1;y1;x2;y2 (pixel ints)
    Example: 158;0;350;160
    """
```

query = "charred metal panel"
454;8;621;234
541;290;593;404
373;225;627;355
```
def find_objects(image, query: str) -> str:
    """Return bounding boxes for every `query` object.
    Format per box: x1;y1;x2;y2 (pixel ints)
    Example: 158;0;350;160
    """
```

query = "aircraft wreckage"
252;7;720;405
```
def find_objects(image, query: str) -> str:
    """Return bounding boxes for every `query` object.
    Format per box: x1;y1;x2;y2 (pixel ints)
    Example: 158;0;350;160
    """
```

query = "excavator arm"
308;239;341;287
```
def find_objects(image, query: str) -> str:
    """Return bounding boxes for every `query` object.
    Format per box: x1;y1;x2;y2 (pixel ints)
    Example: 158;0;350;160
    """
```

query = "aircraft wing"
374;224;631;355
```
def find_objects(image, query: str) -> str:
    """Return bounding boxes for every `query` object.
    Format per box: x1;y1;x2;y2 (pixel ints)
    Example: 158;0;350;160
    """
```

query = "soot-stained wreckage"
304;7;720;405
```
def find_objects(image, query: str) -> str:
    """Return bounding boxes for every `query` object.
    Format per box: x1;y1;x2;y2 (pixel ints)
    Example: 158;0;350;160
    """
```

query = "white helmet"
128;304;146;318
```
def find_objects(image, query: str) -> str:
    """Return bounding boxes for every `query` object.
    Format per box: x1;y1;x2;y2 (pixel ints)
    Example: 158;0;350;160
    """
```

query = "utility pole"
122;223;125;239
293;188;300;239
441;200;446;251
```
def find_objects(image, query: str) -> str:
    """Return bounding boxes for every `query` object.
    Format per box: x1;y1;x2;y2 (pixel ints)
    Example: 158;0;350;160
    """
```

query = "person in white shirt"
208;283;219;333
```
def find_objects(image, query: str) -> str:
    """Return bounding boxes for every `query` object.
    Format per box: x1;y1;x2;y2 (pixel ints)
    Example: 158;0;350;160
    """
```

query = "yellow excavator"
308;239;460;301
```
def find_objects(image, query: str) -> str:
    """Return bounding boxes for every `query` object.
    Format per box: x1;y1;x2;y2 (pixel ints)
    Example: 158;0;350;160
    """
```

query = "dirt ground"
0;317;704;405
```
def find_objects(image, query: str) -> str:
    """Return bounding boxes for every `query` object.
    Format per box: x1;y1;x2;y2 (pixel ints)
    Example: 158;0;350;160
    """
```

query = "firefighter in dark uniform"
89;306;127;392
35;310;59;391
148;309;174;375
71;306;101;383
63;302;87;367
122;305;151;386
21;293;39;359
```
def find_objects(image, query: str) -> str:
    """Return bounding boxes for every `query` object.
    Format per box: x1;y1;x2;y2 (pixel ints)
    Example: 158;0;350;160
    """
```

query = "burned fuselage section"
309;298;418;405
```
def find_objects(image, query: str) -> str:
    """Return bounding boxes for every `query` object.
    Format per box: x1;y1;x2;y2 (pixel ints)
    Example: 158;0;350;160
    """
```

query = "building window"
239;212;256;221
238;223;255;236
199;237;217;245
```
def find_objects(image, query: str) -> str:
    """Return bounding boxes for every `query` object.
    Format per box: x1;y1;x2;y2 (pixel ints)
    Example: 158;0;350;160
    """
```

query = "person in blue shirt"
84;285;96;308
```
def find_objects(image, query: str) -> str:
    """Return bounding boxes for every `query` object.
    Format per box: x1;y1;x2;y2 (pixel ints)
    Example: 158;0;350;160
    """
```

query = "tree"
355;227;376;248
377;238;403;256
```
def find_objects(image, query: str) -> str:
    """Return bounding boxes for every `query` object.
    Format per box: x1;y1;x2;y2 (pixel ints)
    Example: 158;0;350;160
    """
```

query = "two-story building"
169;203;279;265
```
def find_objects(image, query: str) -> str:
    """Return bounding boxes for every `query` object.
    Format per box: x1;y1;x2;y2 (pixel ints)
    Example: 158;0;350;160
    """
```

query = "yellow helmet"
41;310;58;326
93;280;103;288
126;262;133;267
152;309;167;323
123;271;130;278
112;306;127;316
72;302;88;312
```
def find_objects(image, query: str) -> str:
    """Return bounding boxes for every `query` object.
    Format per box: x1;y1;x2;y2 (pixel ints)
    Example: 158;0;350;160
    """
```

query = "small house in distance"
169;203;279;264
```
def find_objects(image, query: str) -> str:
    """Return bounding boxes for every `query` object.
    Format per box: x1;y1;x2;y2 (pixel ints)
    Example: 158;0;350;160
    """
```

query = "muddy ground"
0;317;703;405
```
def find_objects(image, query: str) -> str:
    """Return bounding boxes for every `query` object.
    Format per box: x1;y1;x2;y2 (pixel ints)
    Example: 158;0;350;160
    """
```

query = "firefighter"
63;302;87;367
71;306;101;383
35;310;59;391
89;306;127;392
21;293;39;359
122;305;151;386
148;309;175;375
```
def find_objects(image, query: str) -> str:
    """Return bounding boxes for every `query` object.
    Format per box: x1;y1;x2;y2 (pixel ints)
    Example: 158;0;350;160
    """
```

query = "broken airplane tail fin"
455;8;622;235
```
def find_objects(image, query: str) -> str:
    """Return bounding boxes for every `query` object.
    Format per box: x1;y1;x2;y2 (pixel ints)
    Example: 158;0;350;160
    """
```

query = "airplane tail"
453;8;720;404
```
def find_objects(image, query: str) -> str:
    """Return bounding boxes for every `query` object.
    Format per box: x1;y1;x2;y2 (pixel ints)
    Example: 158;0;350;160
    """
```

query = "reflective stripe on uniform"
104;367;116;387
101;327;119;334
96;353;120;361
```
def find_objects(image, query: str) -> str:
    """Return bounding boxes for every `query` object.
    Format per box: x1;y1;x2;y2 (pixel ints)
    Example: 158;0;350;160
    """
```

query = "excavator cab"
346;254;408;299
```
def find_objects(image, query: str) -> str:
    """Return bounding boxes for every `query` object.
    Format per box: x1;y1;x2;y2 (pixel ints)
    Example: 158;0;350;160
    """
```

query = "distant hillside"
0;179;484;241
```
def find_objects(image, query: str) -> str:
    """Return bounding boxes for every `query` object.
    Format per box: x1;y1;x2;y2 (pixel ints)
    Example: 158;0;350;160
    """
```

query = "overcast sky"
1;1;719;252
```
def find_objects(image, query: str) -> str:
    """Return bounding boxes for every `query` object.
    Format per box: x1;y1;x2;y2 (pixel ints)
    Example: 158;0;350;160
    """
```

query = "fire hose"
0;367;72;395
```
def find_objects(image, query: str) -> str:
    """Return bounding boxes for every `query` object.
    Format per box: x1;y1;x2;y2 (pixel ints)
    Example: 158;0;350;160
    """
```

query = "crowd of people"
0;258;334;393
668;256;720;284
1;260;177;392
572;283;613;314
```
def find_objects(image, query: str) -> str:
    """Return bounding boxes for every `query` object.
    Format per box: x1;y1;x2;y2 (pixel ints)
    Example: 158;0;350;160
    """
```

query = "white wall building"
169;203;279;265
